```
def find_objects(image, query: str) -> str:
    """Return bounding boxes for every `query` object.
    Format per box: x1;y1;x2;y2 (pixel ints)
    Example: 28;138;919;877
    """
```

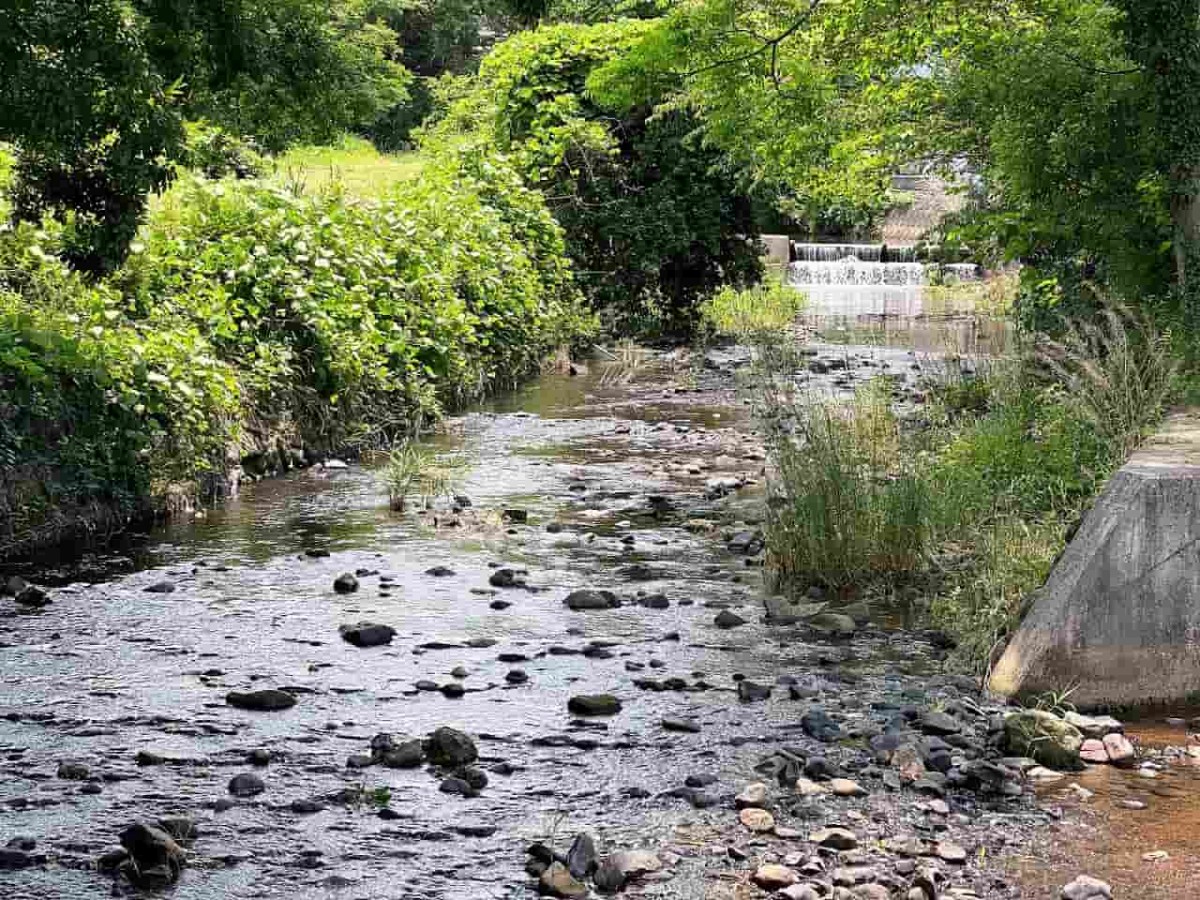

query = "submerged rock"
333;572;359;594
226;689;296;711
228;772;265;797
714;610;746;629
568;694;622;716
339;622;396;647
564;589;617;610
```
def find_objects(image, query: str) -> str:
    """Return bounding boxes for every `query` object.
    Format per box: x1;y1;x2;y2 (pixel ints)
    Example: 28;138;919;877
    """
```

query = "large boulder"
1003;710;1084;771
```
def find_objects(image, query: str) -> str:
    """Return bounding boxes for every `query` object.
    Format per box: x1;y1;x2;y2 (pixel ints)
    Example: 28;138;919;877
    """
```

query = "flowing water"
1;265;1192;899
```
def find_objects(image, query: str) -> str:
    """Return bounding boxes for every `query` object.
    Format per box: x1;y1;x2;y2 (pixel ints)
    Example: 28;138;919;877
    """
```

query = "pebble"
739;807;776;833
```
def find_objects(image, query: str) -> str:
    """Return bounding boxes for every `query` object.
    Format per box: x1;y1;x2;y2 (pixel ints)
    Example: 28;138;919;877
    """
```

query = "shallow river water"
2;282;1196;899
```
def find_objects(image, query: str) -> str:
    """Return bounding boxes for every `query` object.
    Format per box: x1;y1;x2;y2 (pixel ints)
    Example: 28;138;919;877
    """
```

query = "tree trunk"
1172;170;1200;288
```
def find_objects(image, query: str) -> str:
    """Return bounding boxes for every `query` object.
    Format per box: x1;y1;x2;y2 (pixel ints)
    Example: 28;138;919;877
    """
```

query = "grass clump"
383;440;465;512
748;299;1177;670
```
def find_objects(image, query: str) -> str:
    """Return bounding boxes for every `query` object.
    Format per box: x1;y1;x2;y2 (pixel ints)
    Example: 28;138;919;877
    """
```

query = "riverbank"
0;345;1076;899
0;151;592;562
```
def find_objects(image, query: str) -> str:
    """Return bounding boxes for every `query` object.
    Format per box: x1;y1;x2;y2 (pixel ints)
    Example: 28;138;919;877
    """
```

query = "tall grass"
743;289;1179;668
382;439;464;512
767;381;933;587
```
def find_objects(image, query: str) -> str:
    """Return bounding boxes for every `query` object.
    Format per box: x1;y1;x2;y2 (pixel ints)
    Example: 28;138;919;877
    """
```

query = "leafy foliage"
429;21;765;335
0;152;592;555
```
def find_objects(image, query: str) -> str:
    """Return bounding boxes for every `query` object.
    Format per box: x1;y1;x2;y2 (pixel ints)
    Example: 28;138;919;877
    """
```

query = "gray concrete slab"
989;409;1200;709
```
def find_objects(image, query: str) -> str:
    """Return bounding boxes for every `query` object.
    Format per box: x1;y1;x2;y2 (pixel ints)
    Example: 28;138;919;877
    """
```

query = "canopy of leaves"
428;21;764;335
592;0;1195;311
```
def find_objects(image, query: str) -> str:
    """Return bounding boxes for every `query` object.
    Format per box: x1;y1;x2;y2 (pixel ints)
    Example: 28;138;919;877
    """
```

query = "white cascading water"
788;242;980;288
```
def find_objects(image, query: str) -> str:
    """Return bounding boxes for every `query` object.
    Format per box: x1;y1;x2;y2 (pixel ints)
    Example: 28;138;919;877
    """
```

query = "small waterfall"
792;242;918;263
787;242;979;288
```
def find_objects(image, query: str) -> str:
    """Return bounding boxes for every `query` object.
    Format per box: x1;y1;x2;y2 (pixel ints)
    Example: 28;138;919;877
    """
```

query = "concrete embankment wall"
989;410;1200;709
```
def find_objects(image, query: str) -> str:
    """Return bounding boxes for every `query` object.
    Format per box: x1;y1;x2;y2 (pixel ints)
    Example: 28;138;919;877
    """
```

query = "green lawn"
271;136;424;198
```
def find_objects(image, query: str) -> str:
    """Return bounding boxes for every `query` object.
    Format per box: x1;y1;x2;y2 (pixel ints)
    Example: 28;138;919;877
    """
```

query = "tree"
132;0;410;151
0;0;183;272
427;21;763;335
593;0;1193;311
0;0;409;271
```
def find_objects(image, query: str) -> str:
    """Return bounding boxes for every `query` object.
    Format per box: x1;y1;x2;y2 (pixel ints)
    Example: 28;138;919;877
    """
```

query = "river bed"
2;276;1192;899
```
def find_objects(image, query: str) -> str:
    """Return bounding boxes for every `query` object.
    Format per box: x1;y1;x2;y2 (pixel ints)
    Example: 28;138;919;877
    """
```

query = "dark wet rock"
662;717;701;733
118;823;185;886
453;823;497;838
594;850;663;893
380;740;424;769
737;680;772;702
801;708;843;742
728;531;764;555
247;748;272;766
506;670;529;684
564;589;618;610
339;622;397;647
135;750;166;766
290;798;326;814
144;581;176;594
425;727;478;767
465;638;497;648
456;766;489;790
346;754;374;769
440;776;476;796
490;600;513;610
333;573;359;594
15;585;49;608
304;549;330;558
498;652;529;663
567;832;598;879
568;694;622;716
0;848;36;869
714;610;746;629
57;761;90;780
226;689;297;711
490;568;523;588
503;509;529;524
440;683;466;698
426;565;456;577
637;593;670;609
228;773;266;797
804;756;842;781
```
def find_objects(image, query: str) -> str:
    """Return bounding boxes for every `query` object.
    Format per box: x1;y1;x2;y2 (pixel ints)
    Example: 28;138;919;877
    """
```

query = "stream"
2;260;1196;899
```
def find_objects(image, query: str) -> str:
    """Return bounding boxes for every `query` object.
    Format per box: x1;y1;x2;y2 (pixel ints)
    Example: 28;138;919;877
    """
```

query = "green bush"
0;151;592;556
427;21;765;337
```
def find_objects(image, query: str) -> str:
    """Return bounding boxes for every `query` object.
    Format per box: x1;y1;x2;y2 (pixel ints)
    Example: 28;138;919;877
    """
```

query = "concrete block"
990;410;1200;708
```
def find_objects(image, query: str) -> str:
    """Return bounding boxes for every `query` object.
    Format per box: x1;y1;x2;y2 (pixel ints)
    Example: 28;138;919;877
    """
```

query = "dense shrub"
0;152;592;556
427;22;764;336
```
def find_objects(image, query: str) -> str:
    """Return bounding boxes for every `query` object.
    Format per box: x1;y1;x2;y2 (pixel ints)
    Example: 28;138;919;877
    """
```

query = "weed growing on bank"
708;289;1176;670
0;151;593;557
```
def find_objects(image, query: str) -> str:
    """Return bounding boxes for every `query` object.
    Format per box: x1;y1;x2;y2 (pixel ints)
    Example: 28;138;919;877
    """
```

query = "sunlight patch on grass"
272;136;424;198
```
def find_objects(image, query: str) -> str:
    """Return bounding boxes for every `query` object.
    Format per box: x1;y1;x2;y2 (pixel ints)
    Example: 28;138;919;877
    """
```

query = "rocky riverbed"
0;339;1190;899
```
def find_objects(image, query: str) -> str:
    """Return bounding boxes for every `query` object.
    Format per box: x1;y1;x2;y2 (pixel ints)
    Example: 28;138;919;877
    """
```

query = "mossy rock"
1003;710;1084;771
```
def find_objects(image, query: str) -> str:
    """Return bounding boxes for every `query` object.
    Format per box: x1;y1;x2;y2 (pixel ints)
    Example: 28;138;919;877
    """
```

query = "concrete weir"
990;410;1200;709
